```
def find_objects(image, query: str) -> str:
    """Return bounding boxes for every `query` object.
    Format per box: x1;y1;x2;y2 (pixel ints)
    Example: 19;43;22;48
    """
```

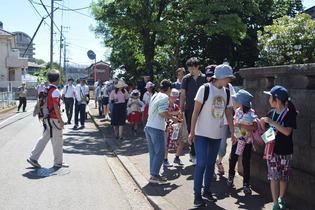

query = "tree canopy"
91;0;303;84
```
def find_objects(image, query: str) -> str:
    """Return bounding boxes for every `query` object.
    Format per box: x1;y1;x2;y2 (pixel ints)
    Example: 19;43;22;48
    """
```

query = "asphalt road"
0;102;152;210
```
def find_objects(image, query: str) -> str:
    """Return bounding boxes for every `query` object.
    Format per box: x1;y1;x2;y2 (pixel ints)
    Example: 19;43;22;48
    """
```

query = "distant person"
145;79;179;184
95;82;103;116
142;81;155;126
137;73;151;101
127;89;142;136
101;81;111;120
74;77;89;129
27;69;68;168
62;78;75;124
17;82;27;112
179;57;205;165
109;80;129;140
173;68;186;106
205;65;215;82
94;77;102;108
260;86;298;210
35;82;46;98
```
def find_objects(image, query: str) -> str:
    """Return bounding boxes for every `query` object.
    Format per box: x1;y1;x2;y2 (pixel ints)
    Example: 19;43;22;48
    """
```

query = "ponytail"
287;99;298;116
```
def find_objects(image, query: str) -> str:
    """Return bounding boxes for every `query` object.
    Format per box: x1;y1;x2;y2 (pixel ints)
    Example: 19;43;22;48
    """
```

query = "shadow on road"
22;167;70;179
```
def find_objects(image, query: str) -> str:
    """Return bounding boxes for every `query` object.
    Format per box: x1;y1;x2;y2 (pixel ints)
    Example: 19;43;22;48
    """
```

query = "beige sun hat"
114;80;128;88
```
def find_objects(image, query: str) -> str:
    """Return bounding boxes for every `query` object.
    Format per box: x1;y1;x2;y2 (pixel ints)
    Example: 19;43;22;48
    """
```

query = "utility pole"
59;26;63;71
50;0;54;70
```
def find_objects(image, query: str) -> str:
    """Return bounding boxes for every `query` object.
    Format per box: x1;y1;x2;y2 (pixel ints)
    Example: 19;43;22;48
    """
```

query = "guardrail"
0;92;16;109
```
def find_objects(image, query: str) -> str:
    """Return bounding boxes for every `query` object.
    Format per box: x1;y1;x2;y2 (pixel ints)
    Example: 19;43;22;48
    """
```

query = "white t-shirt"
224;83;236;125
62;84;75;98
194;83;233;139
146;92;169;131
75;84;89;104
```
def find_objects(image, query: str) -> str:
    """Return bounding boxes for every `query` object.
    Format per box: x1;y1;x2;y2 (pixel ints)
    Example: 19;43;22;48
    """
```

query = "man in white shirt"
74;77;89;129
62;78;75;124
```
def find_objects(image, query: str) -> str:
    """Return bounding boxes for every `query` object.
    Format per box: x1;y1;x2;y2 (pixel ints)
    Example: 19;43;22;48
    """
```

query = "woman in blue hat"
260;86;298;210
227;89;258;195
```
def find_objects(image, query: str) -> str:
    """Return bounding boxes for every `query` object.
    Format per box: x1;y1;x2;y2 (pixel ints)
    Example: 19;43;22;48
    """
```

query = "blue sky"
0;0;314;67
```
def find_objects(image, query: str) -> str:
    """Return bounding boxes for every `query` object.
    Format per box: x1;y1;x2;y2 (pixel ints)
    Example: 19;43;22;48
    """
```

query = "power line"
28;0;50;32
55;1;93;19
30;0;90;11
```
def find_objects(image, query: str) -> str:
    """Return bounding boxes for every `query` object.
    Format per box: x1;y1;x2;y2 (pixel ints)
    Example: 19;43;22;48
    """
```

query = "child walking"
260;86;297;210
163;88;185;167
127;89;142;136
227;89;258;195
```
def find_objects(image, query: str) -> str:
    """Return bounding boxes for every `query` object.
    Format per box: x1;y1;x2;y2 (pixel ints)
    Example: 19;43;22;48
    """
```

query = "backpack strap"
199;83;209;115
225;85;230;108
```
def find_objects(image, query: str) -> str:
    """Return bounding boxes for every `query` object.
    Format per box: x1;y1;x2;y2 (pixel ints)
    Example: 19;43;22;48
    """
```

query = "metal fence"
0;92;16;109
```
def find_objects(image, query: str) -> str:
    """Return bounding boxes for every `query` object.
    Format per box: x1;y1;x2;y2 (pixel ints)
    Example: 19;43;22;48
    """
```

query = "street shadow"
22;167;70;179
142;182;180;197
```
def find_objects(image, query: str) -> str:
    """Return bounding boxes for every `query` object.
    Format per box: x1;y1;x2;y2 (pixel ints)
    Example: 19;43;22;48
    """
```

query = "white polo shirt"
62;84;75;98
75;84;89;104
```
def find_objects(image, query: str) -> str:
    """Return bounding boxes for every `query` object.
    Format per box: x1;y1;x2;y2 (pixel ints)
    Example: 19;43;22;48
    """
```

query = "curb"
89;112;178;210
0;105;17;116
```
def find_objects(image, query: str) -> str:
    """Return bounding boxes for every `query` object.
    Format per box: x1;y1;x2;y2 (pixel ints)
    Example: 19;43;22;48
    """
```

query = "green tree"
257;13;315;66
34;62;65;86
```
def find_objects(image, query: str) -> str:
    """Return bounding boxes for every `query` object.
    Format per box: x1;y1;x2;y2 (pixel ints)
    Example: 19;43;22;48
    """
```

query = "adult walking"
95;82;103;116
109;80;129;140
62;78;75;124
74;77;89;129
179;57;205;165
145;79;179;184
17;82;27;112
27;69;68;168
188;64;236;207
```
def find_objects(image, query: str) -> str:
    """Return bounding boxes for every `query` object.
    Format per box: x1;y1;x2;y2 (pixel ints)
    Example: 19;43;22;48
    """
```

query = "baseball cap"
170;88;179;97
145;81;155;89
131;89;139;95
263;85;289;102
212;64;236;80
205;65;216;77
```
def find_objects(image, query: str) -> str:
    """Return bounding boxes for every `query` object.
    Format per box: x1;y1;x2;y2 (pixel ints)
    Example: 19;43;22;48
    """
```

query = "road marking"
0;113;20;126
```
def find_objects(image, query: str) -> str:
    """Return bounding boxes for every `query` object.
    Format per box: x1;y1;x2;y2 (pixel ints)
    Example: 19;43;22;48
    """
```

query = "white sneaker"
148;175;168;184
54;163;69;168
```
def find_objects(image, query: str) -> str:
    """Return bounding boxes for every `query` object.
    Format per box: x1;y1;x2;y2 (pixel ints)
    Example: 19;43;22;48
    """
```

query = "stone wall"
239;63;315;205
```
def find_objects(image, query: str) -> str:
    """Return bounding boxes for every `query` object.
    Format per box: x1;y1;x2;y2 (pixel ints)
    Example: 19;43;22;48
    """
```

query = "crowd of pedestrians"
25;56;297;210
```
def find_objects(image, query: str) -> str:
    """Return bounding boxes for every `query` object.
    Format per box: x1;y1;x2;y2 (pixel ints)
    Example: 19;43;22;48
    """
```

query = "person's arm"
159;111;179;123
179;89;186;111
261;117;293;136
54;102;64;129
225;107;237;144
235;122;258;131
187;100;201;144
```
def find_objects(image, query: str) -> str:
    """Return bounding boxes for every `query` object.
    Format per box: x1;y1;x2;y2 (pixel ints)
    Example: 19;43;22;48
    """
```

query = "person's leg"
113;126;118;137
69;98;74;123
217;125;229;163
74;101;79;126
204;138;221;192
18;97;22;111
228;143;238;178
145;127;154;176
193;135;208;197
65;98;70;121
151;128;165;176
22;97;27;111
29;120;51;161
270;180;280;204
80;104;86;126
242;143;252;185
98;100;102;115
50;119;64;165
164;149;168;160
175;143;184;156
119;125;124;138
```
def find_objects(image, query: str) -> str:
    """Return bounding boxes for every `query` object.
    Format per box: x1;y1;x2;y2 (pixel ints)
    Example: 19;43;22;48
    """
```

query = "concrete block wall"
239;63;315;205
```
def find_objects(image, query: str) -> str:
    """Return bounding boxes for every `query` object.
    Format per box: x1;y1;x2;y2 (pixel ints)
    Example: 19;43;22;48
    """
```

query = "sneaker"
54;163;69;168
194;196;206;207
272;204;281;210
163;160;173;167
202;191;217;202
216;162;225;175
278;198;287;209
148;175;168;184
73;125;78;129
212;173;217;182
79;125;85;129
173;157;184;166
227;176;234;188
243;184;252;195
27;158;41;168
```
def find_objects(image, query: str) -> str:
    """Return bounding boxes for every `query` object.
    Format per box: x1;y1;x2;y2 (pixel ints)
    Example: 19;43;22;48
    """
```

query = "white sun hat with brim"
114;80;128;88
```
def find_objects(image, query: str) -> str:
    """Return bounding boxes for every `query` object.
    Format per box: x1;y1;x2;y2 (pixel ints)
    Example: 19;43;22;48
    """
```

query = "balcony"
6;50;28;68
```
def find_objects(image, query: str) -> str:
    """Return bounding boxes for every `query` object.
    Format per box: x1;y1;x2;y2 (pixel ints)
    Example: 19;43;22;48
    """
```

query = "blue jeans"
144;126;165;177
74;101;86;126
194;135;221;197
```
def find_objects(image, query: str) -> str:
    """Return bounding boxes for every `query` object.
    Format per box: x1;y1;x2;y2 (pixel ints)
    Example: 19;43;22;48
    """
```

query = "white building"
0;21;28;84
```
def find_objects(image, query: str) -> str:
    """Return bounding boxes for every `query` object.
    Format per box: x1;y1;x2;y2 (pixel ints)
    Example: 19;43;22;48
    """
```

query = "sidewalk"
88;103;278;210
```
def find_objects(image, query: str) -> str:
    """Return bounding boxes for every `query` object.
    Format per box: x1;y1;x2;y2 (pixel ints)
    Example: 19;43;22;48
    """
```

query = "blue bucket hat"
232;89;253;108
263;85;289;102
212;64;236;80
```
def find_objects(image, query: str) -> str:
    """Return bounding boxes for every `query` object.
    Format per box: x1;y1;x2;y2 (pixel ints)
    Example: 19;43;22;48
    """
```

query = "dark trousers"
98;100;103;116
185;109;196;156
64;98;74;123
74;101;86;126
18;97;26;111
228;142;252;185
